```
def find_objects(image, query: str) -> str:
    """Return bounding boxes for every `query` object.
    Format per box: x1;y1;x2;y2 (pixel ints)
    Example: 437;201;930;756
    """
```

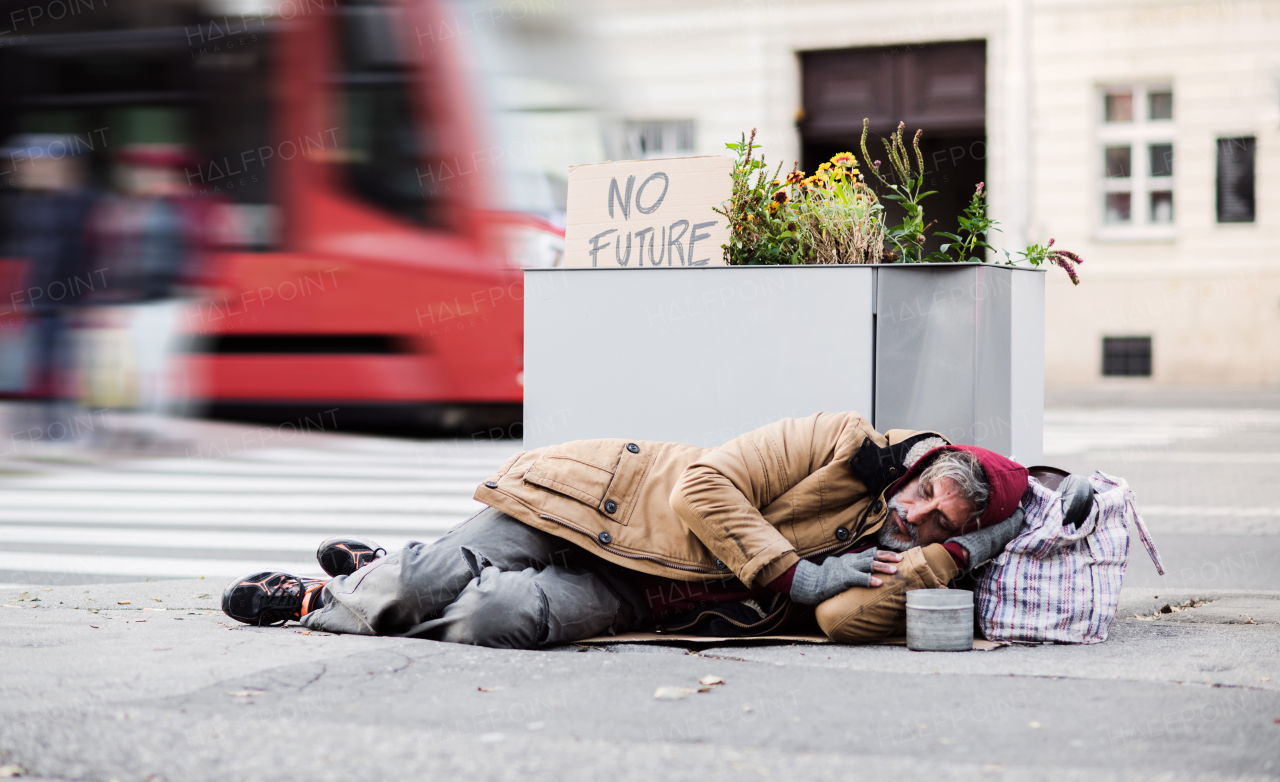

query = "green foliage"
860;119;935;263
1003;239;1084;284
716;124;1082;283
714;130;802;265
934;182;998;263
716;130;883;265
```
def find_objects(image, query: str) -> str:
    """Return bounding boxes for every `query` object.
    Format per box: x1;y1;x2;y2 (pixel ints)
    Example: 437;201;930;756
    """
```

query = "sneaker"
316;536;386;578
222;571;326;626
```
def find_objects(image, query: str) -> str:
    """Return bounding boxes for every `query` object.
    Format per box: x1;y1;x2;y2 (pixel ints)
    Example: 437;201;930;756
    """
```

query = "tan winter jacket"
474;411;938;588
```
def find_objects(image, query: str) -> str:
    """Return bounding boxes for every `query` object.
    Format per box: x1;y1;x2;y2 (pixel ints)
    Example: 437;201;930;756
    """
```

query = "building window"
1216;137;1256;223
332;0;439;227
1102;337;1152;377
620;120;696;160
1097;85;1174;239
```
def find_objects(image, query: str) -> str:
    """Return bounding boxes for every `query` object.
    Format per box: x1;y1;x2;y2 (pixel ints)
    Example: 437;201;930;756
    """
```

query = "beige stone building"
583;0;1280;387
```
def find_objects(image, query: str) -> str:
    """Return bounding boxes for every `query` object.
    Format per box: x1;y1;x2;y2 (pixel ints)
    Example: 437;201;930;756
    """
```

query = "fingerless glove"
790;549;879;605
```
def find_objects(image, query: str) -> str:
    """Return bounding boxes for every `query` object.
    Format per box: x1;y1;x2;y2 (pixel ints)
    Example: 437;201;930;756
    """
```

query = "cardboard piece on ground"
576;632;1006;651
564;156;733;268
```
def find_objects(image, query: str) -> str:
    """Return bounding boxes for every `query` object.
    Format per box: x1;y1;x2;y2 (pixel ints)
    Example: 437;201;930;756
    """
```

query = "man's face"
876;475;975;552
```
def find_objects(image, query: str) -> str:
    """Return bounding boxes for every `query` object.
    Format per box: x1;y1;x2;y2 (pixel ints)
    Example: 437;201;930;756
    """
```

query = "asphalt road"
0;394;1277;781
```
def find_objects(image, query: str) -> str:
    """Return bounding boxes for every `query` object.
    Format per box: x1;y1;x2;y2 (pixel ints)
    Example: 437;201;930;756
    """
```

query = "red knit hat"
886;444;1029;533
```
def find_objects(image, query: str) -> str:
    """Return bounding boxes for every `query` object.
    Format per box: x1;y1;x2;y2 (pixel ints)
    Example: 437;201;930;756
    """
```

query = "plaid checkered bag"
977;471;1164;644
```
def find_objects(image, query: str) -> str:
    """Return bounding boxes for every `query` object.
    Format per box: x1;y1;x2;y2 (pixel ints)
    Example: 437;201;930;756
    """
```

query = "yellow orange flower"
772;190;788;204
830;151;856;168
817;162;832;172
784;170;805;185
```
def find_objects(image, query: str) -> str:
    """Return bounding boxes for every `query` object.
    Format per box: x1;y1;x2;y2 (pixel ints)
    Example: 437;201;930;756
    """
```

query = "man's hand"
1060;474;1096;528
790;549;903;605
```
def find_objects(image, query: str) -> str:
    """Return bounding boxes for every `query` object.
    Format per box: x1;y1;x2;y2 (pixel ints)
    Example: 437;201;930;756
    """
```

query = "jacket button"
714;558;726;570
598;531;612;544
835;527;850;541
872;500;883;513
888;467;897;476
483;481;498;489
626;443;640;454
604;500;618;514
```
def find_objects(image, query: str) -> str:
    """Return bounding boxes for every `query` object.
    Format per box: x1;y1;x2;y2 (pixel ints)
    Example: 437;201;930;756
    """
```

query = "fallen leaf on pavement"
477;686;503;692
117;600;131;605
699;675;726;686
151;598;162;602
195;594;211;599
654;686;695;701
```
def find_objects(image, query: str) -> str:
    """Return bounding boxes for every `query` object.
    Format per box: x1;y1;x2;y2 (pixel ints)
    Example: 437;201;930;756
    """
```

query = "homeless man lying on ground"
222;411;1038;647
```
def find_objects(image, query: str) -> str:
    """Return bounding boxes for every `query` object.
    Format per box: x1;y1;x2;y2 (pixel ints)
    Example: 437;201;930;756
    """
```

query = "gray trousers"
299;507;646;648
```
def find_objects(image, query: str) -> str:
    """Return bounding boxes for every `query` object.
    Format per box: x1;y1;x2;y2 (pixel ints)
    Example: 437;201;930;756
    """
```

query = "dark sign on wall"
1217;136;1256;224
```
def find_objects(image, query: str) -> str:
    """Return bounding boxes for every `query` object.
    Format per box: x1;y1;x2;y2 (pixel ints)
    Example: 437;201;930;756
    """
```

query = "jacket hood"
886;444;1029;532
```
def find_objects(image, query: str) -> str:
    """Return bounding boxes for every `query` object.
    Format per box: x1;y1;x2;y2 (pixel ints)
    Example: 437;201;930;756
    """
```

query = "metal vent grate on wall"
1102;337;1152;377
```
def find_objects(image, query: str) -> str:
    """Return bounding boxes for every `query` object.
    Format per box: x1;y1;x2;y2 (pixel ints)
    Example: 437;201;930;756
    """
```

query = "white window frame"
618;120;697;160
1095;83;1176;242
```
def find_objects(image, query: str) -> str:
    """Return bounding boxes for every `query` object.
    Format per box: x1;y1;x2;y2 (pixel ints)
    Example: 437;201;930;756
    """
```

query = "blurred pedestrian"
83;144;213;448
0;134;97;443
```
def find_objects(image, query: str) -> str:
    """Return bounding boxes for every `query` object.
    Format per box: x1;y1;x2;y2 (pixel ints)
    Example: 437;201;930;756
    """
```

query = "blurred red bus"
0;0;600;432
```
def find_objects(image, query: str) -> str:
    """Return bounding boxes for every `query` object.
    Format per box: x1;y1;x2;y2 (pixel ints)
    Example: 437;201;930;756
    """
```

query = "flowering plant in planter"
859;119;934;263
715;129;883;265
1004;239;1084;285
718;124;1084;283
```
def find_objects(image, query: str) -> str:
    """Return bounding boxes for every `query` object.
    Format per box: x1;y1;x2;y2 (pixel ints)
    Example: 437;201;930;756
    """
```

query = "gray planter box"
524;264;1044;464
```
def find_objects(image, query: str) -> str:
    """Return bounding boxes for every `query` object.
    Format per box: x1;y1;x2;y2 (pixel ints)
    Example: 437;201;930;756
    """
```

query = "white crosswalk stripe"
0;435;520;584
1043;407;1280;456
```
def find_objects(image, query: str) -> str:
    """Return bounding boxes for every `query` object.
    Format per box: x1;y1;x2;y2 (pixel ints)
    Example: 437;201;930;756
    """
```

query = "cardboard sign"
564;156;732;268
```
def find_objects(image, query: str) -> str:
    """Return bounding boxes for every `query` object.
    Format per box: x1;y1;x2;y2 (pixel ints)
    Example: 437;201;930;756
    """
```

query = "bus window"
333;0;437;227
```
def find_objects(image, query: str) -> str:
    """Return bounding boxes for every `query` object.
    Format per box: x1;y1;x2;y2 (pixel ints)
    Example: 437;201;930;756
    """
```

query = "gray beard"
876;497;920;552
